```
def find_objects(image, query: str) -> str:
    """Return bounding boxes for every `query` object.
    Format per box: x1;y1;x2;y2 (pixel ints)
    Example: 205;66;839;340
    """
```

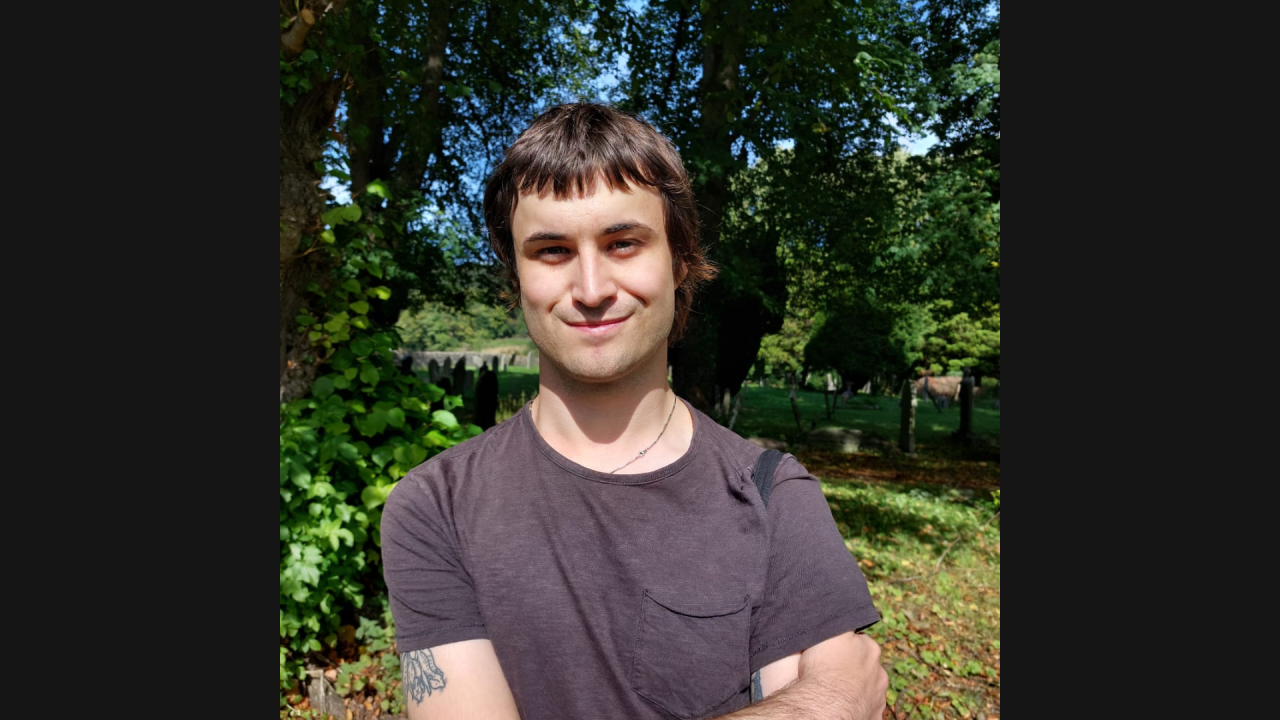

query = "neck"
530;353;691;473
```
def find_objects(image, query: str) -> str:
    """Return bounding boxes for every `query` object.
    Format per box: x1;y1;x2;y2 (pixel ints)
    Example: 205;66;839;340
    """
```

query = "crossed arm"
399;631;886;720
722;631;888;720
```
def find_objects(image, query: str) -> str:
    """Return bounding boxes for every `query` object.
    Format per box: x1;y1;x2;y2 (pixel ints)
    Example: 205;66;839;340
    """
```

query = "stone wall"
394;350;539;379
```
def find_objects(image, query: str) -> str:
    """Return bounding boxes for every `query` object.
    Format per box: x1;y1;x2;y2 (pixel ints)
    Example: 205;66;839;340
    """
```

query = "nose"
571;247;618;308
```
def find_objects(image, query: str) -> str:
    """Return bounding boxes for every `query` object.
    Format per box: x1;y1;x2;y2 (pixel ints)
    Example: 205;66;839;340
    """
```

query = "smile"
565;317;629;334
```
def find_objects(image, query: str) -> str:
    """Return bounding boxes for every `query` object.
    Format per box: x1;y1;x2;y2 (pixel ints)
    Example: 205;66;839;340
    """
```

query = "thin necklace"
612;390;679;473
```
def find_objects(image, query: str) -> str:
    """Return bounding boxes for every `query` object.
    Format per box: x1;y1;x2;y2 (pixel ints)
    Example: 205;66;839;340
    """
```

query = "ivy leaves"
280;196;481;688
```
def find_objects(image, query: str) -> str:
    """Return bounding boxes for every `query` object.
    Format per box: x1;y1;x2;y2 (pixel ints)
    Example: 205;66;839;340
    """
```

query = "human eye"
610;239;640;254
535;245;571;258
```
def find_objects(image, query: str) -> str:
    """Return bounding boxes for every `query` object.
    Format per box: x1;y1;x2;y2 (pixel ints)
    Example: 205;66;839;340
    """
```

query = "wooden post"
899;379;916;453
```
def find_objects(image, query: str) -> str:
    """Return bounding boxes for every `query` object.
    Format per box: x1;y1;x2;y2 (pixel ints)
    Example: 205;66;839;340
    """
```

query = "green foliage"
910;0;1001;164
331;600;407;717
279;197;482;689
396;301;527;352
602;0;937;404
804;299;932;391
919;302;999;378
879;155;1000;313
754;315;813;379
730;133;998;400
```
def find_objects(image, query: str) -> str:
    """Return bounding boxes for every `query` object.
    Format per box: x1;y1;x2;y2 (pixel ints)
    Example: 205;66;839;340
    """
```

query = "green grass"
486;365;540;400
826;480;1000;719
733;384;999;451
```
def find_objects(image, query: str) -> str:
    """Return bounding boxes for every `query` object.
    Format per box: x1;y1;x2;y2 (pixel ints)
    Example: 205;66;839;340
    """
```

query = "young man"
382;102;887;720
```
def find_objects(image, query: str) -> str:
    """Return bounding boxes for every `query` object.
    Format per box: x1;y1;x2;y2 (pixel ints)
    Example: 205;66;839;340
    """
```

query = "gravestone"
453;357;467;395
746;437;787;451
306;672;346;720
788;385;805;432
899;379;917;454
952;372;975;443
462;369;474;394
807;426;863;453
442;357;453;375
475;366;499;429
427;358;440;383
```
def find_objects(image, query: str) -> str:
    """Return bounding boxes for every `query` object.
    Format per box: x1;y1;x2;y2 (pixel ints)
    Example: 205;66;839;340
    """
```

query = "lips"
565;316;629;333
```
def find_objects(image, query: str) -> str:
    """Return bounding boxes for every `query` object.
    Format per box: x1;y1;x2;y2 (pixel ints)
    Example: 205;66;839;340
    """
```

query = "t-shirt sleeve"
381;469;488;654
748;454;880;673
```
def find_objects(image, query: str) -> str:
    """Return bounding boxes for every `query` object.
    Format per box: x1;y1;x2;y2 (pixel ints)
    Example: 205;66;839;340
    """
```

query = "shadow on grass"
824;479;999;563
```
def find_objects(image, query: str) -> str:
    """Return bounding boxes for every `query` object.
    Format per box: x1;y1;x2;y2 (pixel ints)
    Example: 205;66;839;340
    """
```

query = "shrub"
279;204;481;689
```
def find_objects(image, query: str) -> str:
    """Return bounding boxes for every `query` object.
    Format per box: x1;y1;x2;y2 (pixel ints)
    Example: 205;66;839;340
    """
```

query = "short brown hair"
483;102;716;345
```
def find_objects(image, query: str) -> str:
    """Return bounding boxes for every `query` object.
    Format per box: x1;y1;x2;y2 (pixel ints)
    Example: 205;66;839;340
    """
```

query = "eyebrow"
521;230;566;244
519;221;655;246
602;220;653;235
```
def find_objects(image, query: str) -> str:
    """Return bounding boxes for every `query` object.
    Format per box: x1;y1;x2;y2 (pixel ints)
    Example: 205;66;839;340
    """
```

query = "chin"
557;355;640;384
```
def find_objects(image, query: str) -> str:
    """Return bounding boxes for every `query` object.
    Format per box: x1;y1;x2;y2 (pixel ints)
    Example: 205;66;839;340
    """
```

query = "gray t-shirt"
382;400;879;720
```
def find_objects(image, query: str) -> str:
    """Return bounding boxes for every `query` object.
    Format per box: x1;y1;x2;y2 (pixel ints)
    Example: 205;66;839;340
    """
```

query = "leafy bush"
279;200;481;689
396;300;527;351
804;299;929;390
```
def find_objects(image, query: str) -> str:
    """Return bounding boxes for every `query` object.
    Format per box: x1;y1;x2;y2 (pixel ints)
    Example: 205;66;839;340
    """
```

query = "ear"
672;257;688;285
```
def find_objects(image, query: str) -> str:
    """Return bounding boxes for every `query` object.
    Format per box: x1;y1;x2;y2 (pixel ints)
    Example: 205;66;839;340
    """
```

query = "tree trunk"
672;2;745;418
670;309;719;415
391;0;451;193
280;78;345;403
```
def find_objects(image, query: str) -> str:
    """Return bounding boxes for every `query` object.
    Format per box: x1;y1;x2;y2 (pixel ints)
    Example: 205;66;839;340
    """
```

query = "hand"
797;631;887;720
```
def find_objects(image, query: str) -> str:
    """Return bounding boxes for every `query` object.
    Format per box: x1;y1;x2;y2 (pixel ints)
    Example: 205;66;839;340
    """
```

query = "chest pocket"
631;589;751;720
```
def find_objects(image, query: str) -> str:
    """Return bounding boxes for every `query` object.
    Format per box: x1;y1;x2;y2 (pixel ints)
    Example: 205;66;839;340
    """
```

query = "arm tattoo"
401;648;447;704
751;670;763;702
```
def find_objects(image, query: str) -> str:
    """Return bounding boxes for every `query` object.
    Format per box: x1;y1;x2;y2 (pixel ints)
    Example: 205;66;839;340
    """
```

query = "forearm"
713;673;865;720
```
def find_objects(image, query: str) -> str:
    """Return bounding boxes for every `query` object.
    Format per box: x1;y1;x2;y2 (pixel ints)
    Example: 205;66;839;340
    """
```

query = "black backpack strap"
751;449;784;509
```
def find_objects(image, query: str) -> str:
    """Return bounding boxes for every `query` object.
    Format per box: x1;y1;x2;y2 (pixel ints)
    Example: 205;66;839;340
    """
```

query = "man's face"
511;179;676;386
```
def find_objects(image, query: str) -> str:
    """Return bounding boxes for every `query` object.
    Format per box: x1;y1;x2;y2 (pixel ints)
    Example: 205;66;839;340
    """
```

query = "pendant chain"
611;391;679;473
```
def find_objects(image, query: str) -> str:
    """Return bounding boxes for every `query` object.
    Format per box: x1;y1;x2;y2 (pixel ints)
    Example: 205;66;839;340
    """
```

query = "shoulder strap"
751;449;784;509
